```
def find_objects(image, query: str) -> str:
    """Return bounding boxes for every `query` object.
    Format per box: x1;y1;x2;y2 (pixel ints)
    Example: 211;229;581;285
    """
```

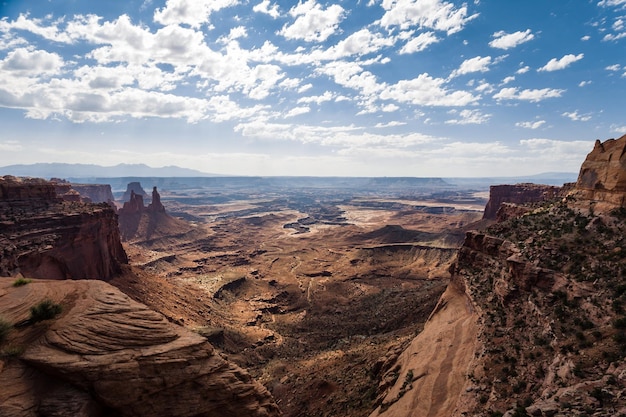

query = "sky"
1;0;626;177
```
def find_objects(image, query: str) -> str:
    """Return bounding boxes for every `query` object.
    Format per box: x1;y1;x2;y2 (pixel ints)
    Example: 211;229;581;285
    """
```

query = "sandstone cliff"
0;176;127;280
373;137;626;417
482;183;561;220
121;181;148;203
0;277;281;417
571;134;626;211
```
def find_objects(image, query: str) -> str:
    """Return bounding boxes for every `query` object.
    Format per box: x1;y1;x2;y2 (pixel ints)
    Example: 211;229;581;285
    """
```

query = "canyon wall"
571;134;626;211
482;183;561;220
0;176;127;280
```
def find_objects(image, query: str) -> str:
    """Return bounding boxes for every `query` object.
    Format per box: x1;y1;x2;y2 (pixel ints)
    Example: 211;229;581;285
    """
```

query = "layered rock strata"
0;176;127;280
0;277;281;417
482;183;561;220
571;134;626;211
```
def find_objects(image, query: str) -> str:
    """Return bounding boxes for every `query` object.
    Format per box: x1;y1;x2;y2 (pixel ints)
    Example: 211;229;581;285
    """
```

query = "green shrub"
0;318;11;344
12;277;32;287
29;299;62;323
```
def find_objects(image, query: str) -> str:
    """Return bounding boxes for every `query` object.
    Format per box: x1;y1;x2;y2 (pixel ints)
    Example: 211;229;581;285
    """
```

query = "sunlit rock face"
0;278;282;417
572;135;626;210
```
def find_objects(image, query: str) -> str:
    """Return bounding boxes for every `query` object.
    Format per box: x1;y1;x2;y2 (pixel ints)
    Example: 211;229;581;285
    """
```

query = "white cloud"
253;0;280;18
285;106;311;118
538;53;584;72
279;0;346;42
374;121;406;128
599;0;626;7
516;120;545;129
493;87;565;102
581;35;591;41
399;31;439;54
0;47;63;76
380;73;479;106
297;91;335;105
0;13;72;43
516;65;530;74
445;109;491;125
562;111;592;121
502;76;515;84
606;64;621;71
379;0;478;34
450;56;491;78
489;29;534;49
610;124;626;134
0;140;23;151
154;0;240;28
578;80;592;87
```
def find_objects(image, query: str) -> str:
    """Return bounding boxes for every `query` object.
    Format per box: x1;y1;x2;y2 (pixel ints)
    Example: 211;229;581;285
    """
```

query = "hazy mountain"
0;163;216;179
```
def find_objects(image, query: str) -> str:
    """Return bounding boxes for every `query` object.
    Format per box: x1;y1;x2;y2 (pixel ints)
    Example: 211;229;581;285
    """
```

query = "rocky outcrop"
482;183;561;220
0;277;281;417
0;176;127;280
71;183;115;204
147;186;165;212
571;134;626;211
121;182;148;204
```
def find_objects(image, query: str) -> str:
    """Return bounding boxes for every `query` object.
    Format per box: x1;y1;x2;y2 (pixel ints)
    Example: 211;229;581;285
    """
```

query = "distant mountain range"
0;163;216;178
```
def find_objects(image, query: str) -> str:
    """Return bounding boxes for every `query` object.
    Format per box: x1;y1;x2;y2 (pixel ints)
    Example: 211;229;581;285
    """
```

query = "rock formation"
571;134;626;211
121;181;148;204
71;183;115;204
0;277;281;417
482;183;561;220
0;176;127;280
147;186;165;212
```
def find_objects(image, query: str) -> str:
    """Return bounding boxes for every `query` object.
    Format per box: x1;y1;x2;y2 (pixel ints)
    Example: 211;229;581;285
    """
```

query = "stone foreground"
0;277;281;417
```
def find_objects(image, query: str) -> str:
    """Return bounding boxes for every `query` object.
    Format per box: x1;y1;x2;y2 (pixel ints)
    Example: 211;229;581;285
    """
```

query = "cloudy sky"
1;0;625;177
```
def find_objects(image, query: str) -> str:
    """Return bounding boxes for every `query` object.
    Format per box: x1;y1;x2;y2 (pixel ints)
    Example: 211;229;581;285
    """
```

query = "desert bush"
0;318;11;344
12;277;32;287
30;299;62;323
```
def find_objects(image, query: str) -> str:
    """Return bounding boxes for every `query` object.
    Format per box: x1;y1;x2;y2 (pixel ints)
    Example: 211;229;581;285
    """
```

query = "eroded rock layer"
482;183;561;220
572;134;626;210
0;176;127;280
0;277;281;417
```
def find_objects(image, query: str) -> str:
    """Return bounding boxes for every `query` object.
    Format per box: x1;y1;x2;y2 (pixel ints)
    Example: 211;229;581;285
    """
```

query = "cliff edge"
0;176;127;280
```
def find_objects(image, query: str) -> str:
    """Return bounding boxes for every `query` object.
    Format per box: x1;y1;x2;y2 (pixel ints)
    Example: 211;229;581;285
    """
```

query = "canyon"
3;134;626;416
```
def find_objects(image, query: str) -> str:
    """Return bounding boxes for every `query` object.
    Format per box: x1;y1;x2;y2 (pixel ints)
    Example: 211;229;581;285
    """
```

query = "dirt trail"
370;281;477;417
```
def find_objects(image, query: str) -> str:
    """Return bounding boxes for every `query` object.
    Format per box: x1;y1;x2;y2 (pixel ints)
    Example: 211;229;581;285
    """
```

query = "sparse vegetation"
29;299;63;322
12;277;32;287
0;317;12;344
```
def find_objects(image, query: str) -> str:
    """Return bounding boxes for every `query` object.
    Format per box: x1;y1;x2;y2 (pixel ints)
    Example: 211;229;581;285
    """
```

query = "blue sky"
0;0;625;177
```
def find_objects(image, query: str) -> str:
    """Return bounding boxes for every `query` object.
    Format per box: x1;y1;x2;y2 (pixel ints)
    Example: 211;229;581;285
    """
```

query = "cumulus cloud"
450;56;492;78
379;0;478;34
445;109;491;125
0;47;63;76
516;120;546;129
562;111;591;122
285;106;311;118
493;87;565;102
253;0;280;18
399;31;439;54
489;29;534;49
154;0;240;28
538;53;584;72
279;0;346;42
380;73;479;106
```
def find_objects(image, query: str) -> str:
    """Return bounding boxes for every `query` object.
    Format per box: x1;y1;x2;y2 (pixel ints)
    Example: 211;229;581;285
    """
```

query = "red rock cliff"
482;183;561;220
0;176;127;280
571;134;626;210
